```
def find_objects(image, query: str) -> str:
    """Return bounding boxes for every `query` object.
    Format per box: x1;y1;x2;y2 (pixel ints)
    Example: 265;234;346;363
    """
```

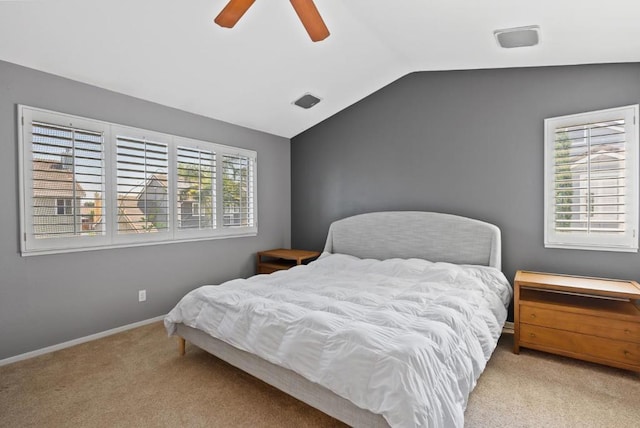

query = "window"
192;202;201;216
19;106;257;255
544;105;638;252
56;199;73;215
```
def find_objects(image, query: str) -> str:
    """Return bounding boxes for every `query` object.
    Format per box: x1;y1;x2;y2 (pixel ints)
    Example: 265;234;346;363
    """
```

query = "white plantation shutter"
545;105;639;252
20;107;110;254
19;106;257;255
552;121;625;232
116;135;169;234
222;154;255;228
177;146;215;230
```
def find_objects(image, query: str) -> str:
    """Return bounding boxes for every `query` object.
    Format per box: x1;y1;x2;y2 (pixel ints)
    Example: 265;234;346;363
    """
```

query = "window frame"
19;105;258;256
543;104;639;252
20;107;112;253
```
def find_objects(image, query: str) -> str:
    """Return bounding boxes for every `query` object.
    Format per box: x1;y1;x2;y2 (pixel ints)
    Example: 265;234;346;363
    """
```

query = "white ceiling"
1;0;639;138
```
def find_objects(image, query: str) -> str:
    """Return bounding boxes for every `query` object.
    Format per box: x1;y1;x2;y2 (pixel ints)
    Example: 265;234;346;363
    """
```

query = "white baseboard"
0;315;165;367
502;321;514;335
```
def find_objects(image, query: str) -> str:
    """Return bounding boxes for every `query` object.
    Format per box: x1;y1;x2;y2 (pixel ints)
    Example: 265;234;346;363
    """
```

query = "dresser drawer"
520;305;640;343
520;324;640;367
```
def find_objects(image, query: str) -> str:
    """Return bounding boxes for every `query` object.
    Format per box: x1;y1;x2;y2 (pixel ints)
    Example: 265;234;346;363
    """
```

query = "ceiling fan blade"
214;0;256;28
290;0;330;42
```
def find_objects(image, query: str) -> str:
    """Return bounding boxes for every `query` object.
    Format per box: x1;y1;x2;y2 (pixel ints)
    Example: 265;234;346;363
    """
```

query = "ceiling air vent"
293;93;321;109
494;25;540;48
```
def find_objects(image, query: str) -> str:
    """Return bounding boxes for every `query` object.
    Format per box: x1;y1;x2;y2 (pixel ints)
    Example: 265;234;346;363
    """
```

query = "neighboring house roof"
119;173;168;202
33;160;85;199
570;149;624;169
143;173;167;189
127;172;209;202
117;195;157;233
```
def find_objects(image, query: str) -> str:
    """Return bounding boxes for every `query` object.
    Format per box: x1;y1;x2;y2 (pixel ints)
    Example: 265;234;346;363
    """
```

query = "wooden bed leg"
177;337;186;356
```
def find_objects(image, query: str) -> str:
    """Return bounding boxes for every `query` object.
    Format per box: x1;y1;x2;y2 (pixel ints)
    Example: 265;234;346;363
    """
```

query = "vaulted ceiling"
1;0;639;138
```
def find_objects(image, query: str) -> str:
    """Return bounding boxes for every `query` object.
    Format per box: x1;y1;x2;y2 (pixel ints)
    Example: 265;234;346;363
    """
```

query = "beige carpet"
1;322;638;427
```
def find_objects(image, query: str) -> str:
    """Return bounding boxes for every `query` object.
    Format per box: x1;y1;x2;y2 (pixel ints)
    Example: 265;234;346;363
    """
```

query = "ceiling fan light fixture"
494;25;540;48
293;93;321;109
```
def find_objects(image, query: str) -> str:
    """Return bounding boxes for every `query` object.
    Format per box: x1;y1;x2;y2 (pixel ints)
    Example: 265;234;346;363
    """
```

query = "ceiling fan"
214;0;330;42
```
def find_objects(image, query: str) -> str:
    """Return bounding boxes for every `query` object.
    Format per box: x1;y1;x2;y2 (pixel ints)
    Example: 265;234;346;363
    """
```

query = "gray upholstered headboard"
323;211;502;269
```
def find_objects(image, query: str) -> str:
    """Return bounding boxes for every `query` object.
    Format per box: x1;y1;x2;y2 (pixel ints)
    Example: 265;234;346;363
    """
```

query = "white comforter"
165;253;512;428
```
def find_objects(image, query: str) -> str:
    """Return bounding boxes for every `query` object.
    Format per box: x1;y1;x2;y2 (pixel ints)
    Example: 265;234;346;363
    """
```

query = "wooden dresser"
514;270;640;372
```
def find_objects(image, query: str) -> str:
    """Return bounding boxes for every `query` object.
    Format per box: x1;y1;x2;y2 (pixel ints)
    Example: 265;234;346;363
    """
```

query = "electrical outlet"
138;289;146;302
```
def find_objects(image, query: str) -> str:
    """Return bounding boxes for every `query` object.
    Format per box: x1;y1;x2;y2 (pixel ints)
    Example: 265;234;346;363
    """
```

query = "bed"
165;211;512;428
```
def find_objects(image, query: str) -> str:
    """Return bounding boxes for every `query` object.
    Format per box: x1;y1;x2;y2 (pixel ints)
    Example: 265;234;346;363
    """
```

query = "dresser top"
515;270;640;300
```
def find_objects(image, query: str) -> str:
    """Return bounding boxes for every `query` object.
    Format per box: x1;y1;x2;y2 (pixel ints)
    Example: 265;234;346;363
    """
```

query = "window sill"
544;242;638;253
21;230;258;257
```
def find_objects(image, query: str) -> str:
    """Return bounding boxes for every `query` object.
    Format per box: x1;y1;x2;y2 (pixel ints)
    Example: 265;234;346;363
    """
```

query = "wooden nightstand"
256;248;320;274
514;270;640;372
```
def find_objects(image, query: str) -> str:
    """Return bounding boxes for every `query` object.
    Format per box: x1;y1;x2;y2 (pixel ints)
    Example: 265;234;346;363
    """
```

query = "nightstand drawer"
520;305;640;343
520;324;640;367
258;263;293;274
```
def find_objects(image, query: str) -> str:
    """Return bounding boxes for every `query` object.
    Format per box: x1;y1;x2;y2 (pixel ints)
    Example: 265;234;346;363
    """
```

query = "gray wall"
0;60;291;360
292;64;640;289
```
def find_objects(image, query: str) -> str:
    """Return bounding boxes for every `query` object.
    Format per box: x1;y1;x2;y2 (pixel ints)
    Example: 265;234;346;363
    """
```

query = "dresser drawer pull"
529;333;536;338
529;313;537;319
624;350;632;357
624;329;631;335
